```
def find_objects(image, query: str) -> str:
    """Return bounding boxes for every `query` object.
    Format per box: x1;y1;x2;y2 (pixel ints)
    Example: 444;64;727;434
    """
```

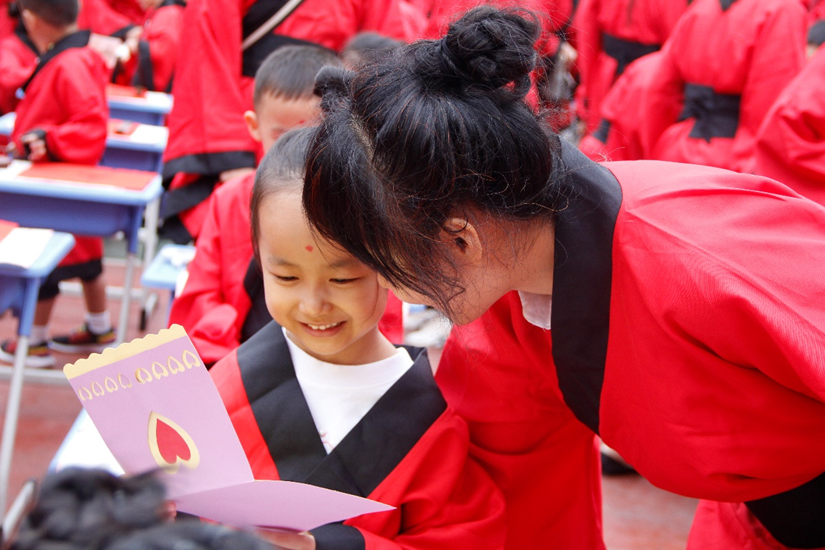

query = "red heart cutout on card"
156;418;192;464
148;412;200;472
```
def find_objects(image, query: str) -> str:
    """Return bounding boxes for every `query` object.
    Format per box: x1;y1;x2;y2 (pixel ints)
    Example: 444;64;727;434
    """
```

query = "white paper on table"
0;227;54;268
123;124;168;146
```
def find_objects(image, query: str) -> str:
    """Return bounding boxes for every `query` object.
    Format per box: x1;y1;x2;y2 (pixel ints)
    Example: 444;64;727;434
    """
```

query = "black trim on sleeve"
550;139;622;435
311;523;365;550
719;0;738;11
162;150;257;180
745;471;825;549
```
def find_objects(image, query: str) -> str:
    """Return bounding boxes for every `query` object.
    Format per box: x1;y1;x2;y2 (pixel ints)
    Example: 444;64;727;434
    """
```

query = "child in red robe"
0;0;114;368
113;0;185;92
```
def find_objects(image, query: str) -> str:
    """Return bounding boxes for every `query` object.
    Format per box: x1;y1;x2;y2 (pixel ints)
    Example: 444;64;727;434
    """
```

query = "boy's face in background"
257;189;390;366
245;93;320;154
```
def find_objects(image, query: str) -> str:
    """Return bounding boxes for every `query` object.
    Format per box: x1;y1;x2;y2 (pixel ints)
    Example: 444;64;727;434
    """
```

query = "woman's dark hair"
303;7;562;312
250;126;317;261
11;468;168;550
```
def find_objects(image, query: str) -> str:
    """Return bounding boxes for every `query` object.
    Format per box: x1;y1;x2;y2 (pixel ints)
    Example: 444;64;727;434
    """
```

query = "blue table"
0;112;167;173
106;87;173;126
0;162;163;346
0;112;168;325
140;243;195;324
0;230;75;517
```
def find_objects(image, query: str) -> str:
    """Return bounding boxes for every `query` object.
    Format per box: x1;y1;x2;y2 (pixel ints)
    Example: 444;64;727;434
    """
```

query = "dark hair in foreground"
253;45;343;107
18;0;78;26
10;468;272;550
303;7;562;313
250;126;317;260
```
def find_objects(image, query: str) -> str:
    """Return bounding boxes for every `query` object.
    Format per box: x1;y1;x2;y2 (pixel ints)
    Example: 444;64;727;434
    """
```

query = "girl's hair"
250;126;317;260
303;7;562;312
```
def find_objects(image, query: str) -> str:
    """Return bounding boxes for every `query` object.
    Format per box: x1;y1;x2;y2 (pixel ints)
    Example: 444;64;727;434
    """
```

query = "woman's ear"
440;218;483;266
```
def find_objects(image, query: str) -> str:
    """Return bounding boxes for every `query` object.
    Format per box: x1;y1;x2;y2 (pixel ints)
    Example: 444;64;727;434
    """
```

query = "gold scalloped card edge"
63;324;188;380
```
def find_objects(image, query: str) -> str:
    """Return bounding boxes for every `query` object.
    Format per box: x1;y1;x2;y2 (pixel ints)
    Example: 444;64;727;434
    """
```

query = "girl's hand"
257;529;316;550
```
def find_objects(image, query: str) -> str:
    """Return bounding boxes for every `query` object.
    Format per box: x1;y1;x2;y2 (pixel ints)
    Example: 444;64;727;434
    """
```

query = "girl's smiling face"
257;189;390;365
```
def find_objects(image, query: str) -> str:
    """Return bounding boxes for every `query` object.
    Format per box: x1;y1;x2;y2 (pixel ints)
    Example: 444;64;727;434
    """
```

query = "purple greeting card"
63;325;393;531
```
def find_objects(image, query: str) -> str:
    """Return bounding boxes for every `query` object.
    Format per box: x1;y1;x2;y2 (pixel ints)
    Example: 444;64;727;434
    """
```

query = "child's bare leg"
34;297;56;327
81;276;108;314
30;297;57;344
81;276;113;336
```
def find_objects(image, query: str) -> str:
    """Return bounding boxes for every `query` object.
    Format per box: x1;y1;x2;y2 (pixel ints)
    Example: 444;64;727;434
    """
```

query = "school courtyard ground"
0;257;697;549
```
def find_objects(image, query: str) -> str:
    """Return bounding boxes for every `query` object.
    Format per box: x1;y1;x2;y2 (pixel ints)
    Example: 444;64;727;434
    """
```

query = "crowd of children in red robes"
1;0;825;548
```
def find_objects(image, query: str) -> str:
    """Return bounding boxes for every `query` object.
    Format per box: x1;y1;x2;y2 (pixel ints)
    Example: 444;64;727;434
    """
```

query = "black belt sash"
602;32;660;78
679;83;741;142
745;471;825;549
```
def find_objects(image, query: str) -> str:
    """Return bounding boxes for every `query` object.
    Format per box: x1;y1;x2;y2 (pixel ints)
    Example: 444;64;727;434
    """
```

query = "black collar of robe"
550;139;622;435
20;30;91;93
235;321;446;498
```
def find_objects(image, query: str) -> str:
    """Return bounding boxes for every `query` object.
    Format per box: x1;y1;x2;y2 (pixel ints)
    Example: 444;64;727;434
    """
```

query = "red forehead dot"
305;245;314;252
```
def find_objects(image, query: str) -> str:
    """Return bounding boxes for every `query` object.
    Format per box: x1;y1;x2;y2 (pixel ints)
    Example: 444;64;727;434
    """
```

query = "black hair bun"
439;6;539;93
314;66;355;111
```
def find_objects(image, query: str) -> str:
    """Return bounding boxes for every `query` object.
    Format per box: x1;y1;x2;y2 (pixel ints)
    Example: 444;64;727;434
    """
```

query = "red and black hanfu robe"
439;140;825;549
211;322;507;550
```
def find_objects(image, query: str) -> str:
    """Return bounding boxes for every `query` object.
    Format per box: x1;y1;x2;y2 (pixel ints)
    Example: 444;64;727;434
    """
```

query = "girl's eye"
331;278;358;284
274;275;297;282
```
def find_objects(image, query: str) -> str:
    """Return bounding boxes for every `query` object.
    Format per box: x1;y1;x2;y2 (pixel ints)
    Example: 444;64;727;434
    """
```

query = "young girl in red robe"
211;127;506;550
